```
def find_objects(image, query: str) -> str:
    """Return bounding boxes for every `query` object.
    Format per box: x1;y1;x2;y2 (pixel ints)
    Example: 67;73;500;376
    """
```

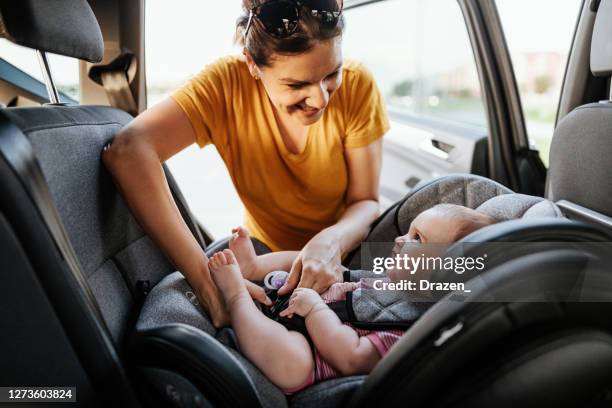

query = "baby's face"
388;209;464;283
393;208;461;253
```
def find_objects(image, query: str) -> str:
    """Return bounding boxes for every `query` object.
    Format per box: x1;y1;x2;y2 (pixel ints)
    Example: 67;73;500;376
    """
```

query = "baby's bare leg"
229;226;298;280
209;249;313;390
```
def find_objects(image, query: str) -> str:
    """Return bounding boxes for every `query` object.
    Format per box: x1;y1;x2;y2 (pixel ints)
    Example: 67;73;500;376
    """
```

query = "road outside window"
496;0;581;167
343;0;487;128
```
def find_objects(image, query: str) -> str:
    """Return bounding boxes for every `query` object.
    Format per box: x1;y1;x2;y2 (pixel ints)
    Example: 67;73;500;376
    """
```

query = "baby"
208;204;497;393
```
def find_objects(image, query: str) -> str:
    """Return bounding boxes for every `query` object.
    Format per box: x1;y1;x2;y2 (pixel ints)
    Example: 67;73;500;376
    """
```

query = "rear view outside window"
496;0;580;167
0;39;79;101
343;0;487;128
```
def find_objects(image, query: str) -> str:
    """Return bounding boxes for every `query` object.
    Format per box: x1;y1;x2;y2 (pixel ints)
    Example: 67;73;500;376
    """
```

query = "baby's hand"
279;288;324;318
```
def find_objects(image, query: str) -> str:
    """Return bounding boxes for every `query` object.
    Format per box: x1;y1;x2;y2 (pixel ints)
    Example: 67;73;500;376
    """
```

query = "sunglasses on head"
244;0;343;40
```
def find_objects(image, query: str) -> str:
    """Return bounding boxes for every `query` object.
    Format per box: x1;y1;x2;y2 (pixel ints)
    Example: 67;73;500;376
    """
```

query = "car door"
343;0;580;206
458;0;582;195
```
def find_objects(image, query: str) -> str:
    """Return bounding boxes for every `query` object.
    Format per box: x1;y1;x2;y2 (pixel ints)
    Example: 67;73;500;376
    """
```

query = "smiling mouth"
295;102;321;116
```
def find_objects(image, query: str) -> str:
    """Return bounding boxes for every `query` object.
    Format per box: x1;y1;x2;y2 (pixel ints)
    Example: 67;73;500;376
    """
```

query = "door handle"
418;138;454;160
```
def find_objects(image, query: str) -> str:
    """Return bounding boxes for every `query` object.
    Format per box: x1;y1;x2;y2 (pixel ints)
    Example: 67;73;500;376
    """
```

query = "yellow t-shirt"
171;55;390;251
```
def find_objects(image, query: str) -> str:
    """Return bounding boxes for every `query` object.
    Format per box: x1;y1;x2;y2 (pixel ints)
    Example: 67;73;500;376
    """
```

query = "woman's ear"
243;48;261;80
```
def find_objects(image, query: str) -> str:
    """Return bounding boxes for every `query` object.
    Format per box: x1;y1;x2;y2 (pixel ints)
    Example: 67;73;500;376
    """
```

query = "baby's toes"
215;251;227;265
236;226;250;238
223;249;238;265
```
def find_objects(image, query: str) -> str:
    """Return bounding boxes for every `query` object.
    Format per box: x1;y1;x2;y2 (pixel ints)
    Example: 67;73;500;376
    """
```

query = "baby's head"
395;203;498;248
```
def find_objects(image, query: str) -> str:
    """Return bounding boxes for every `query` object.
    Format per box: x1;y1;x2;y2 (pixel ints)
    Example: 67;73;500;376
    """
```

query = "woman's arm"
279;139;383;295
103;98;269;327
279;288;380;375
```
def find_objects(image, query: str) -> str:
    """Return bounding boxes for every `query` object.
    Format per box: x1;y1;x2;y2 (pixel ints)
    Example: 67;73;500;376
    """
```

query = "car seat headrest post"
36;50;60;105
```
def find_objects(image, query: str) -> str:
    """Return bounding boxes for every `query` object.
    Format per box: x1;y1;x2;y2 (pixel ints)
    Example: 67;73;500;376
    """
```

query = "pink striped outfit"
284;281;404;394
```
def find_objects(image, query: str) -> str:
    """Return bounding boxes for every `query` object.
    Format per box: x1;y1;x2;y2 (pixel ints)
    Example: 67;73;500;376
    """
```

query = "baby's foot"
229;226;259;280
209;249;249;308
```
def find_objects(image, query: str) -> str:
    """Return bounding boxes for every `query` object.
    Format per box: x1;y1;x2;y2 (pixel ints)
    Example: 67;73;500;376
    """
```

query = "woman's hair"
235;0;345;67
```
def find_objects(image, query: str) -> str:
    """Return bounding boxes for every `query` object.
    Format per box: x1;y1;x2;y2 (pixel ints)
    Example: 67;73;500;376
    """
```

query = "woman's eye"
288;83;304;90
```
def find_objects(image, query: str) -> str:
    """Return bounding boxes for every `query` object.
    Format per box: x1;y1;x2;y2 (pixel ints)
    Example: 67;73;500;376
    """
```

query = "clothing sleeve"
365;329;404;357
343;63;390;149
170;59;230;149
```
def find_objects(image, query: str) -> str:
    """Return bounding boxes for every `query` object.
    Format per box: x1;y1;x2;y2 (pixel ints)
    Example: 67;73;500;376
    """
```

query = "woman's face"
248;38;343;126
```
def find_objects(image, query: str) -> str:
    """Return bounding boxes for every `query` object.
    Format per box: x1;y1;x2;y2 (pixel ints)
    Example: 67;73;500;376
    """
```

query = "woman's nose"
306;83;329;110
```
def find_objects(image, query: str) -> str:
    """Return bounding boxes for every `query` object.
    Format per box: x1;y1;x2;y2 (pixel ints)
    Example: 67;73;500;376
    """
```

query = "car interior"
1;0;612;407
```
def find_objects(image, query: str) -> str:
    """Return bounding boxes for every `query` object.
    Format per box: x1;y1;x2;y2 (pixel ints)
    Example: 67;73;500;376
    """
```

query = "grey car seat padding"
590;0;612;77
2;106;183;344
0;0;104;63
343;174;566;328
1;105;218;407
0;110;141;405
548;103;612;218
133;270;365;408
345;174;514;271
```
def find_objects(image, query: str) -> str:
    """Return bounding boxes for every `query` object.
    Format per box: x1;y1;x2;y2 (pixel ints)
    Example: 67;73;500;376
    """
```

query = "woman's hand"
278;231;344;295
276;142;383;295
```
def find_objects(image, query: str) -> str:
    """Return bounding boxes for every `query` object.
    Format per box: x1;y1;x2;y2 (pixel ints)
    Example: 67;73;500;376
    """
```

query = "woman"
103;0;389;327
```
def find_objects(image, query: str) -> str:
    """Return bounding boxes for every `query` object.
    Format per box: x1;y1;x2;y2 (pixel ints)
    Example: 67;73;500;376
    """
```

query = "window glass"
145;0;242;106
343;0;486;128
496;0;580;166
145;0;243;239
0;39;80;101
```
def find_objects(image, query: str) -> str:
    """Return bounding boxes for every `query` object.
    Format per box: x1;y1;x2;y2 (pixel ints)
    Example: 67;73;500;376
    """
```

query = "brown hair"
235;0;345;67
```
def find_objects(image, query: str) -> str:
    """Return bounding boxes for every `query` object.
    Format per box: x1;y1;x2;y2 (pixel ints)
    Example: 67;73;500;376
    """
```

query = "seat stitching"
21;121;125;133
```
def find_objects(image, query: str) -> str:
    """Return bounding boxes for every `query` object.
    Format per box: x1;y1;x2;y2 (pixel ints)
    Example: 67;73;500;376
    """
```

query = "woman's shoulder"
336;59;377;102
194;54;250;83
341;59;375;85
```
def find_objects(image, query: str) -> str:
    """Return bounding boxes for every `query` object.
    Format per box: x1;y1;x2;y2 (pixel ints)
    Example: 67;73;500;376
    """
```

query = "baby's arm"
280;288;381;375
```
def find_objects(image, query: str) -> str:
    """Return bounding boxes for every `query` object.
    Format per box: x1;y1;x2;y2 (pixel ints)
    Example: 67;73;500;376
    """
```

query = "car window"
145;0;244;239
496;0;581;167
343;0;487;128
0;39;80;101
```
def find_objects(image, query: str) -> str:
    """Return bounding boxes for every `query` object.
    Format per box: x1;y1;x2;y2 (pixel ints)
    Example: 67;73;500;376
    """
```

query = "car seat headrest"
591;0;612;77
0;0;103;62
548;104;612;217
396;174;513;233
476;193;562;221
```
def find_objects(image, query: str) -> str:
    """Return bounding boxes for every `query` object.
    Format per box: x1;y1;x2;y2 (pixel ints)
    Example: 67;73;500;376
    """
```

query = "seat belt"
89;52;138;116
